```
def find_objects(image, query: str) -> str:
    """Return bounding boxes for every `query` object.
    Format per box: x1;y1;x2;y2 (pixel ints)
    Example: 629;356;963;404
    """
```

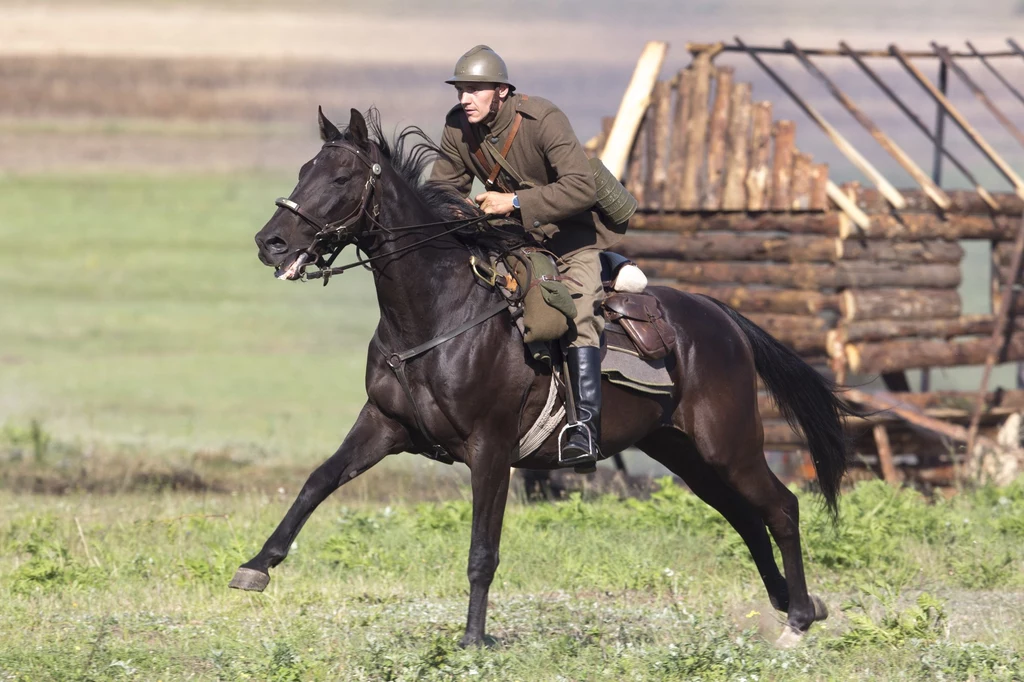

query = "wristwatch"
511;193;520;210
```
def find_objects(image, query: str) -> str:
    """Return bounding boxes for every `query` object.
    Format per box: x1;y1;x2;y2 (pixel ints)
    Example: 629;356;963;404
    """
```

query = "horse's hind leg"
689;425;826;644
229;403;407;591
638;431;790;613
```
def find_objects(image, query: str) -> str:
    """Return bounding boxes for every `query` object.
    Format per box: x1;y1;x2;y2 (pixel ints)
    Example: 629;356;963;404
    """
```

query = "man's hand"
474;191;515;215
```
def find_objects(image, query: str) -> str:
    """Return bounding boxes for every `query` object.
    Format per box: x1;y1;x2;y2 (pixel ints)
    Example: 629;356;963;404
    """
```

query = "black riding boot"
561;346;603;473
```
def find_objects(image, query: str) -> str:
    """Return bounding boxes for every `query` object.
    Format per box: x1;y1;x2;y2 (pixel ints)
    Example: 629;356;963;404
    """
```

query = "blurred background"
1;0;1023;487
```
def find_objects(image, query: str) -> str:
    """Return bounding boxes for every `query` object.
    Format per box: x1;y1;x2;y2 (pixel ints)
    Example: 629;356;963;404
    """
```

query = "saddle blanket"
517;326;673;460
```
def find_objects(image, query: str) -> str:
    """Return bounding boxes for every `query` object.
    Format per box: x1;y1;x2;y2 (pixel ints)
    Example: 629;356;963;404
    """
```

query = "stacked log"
631;211;1021;240
758;389;1013;453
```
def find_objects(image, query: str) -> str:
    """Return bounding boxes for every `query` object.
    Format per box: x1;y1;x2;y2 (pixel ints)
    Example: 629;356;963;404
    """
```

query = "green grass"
1;479;1024;680
0;173;380;463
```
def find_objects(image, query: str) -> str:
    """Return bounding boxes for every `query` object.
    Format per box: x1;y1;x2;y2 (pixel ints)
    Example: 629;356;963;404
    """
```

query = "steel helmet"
445;45;514;89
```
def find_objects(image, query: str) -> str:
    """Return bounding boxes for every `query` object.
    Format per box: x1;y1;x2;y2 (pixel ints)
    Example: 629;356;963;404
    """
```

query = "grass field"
0;172;384;464
3;169;1024;679
1;480;1024;680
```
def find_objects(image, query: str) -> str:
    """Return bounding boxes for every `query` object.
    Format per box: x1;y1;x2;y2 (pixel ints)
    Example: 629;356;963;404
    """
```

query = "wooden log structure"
853;188;1024;216
621;233;962;264
679;51;712;210
645;79;674;209
846;333;1024;373
625;114;647;205
838;212;1022;240
721;82;752;210
770;120;796;210
835;239;963;263
809;163;829;210
745;101;773;210
790;153;813;210
629;212;841;234
663;68;693;211
840;289;961;321
634;260;961;289
702;67;733;210
759;418;978;453
830;315;1024;344
627;211;1020;241
681;286;841;314
758;389;1024;422
602;45;1024;485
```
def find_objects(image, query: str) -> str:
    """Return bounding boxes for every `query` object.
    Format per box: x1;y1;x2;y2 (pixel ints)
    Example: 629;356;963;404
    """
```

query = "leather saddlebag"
602;293;676;360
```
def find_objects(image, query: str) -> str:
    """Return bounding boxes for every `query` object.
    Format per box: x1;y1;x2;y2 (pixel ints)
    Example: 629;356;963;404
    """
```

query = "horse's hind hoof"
229;567;270;592
775;625;804;649
811;594;829;622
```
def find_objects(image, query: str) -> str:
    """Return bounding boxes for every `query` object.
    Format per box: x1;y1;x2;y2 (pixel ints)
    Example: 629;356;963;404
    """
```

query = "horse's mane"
344;107;529;253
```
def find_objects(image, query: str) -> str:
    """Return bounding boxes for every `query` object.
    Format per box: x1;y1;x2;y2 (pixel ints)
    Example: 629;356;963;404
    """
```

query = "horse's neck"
367;187;493;349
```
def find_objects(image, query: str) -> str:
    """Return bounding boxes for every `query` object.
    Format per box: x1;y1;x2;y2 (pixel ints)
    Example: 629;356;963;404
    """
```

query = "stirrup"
557;422;598;466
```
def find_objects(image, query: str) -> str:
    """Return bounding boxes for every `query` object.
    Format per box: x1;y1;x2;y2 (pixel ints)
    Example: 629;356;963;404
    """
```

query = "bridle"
272;139;381;278
272;138;492;284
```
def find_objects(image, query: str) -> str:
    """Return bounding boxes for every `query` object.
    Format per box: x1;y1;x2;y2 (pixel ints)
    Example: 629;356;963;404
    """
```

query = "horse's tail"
705;297;855;520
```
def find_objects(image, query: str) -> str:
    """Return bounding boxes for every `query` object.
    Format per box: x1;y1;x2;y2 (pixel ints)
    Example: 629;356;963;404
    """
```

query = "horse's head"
255;107;382;280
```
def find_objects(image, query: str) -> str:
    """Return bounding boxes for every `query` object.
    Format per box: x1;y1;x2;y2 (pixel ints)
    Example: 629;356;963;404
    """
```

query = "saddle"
599;253;676;361
477;248;676;362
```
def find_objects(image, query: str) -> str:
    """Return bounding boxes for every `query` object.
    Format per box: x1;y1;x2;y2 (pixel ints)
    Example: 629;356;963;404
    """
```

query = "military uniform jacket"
428;93;626;256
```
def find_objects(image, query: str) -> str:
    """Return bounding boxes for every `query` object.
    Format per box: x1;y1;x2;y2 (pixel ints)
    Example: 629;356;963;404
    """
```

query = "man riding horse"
429;45;628;472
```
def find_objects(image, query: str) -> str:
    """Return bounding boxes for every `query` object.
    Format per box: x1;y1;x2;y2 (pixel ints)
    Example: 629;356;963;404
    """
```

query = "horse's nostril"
265;236;288;254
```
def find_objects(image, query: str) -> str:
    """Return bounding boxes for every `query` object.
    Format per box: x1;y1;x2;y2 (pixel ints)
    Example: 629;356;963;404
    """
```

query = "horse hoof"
458;634;499;649
811;594;829;622
775;625;804;649
229;567;270;592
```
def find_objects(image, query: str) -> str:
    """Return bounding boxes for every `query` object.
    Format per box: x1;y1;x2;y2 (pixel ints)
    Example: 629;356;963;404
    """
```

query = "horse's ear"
348;108;369;149
318;106;341;142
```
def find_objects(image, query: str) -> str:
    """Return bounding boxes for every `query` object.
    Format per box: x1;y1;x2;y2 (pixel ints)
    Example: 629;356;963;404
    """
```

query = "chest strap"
458;107;526;193
374;300;509;464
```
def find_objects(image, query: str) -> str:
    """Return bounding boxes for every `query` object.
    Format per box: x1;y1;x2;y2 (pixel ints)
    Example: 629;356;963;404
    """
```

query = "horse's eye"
333;173;354;186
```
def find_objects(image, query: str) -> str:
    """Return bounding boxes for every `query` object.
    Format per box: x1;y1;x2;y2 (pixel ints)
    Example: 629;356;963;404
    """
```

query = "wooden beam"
933;43;1024;150
622;232;962;263
845;388;997;449
634;259;960;289
873;425;899;485
647;79;674;210
600;41;669;179
736;36;907;210
852;188;1024;216
684;286;840;315
832;315;1022;344
790;152;813;210
703;67;733;210
770;120;795;211
891;44;1024;200
841;289;961;321
827;181;872;233
664;68;694;211
680;51;713;209
846;333;1024;373
786;39;952;210
745;101;773;211
721;82;752;211
966;212;1024;467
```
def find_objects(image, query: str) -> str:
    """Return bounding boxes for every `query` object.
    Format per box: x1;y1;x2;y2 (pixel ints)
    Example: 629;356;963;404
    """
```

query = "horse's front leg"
229;403;407;591
460;439;515;647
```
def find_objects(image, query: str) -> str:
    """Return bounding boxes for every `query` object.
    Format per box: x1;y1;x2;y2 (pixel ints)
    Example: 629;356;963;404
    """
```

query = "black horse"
234;107;856;648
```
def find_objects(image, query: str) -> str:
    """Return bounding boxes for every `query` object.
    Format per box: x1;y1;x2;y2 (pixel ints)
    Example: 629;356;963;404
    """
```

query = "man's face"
456;83;508;124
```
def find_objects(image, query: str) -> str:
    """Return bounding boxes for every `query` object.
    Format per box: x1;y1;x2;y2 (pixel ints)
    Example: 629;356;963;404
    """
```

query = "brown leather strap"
485;112;524;188
457;113;493;178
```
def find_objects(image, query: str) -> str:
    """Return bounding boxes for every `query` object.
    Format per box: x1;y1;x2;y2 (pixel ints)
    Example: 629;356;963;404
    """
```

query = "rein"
275;137;520;462
274;139;495;285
